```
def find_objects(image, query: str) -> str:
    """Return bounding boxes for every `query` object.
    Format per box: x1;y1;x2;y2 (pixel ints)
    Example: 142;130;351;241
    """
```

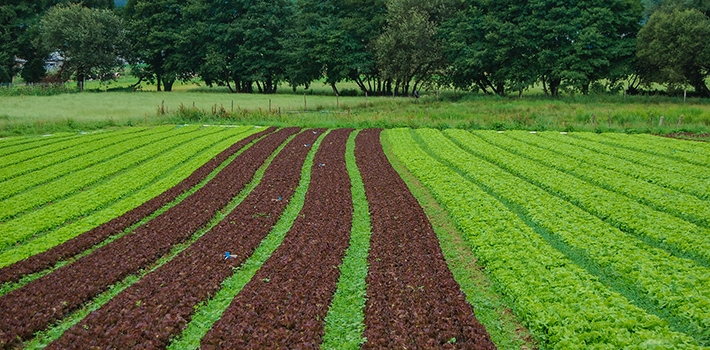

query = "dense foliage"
3;0;710;97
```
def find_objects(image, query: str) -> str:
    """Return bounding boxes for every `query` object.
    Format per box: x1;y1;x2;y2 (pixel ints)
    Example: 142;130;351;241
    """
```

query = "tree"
0;2;44;84
0;1;115;85
525;0;642;96
40;4;125;90
284;0;387;95
123;0;194;92
375;0;457;96
196;0;294;94
637;8;710;96
440;0;536;96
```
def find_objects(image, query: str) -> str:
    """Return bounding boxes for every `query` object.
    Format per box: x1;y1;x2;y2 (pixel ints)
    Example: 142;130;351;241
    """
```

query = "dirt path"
355;129;495;349
0;127;274;286
200;129;354;348
0;128;296;349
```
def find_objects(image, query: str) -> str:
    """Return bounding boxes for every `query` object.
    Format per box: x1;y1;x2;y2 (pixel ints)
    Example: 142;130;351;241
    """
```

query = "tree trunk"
549;78;561;97
690;74;710;98
331;82;339;96
542;76;549;97
163;75;175;92
156;73;162;92
77;72;85;91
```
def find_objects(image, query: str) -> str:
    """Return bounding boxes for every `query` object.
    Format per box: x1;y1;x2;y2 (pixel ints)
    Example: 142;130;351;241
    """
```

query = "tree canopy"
40;3;126;90
4;0;710;97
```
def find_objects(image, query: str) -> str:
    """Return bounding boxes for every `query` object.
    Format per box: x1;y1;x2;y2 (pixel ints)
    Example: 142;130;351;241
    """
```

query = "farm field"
0;126;708;348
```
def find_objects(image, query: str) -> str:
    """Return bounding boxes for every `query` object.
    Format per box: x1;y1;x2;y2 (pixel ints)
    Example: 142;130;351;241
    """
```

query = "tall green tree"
440;0;535;96
124;0;188;91
40;3;126;90
525;0;642;95
375;0;456;96
197;0;294;94
637;8;710;96
0;0;114;84
285;0;387;95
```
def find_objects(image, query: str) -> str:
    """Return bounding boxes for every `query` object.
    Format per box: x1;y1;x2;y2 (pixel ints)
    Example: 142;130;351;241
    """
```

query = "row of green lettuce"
0;126;194;220
0;128;150;181
542;132;710;199
424;129;710;344
385;128;706;347
0;126;260;268
459;130;710;265
593;133;710;168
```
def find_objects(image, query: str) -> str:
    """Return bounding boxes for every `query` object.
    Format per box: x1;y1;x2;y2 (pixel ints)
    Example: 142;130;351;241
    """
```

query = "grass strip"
0;127;262;297
20;129;297;349
380;132;536;350
167;130;327;350
320;130;371;350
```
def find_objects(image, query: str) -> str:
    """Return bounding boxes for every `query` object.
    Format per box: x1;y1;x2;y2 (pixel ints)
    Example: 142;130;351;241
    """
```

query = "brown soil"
355;129;496;349
0;128;298;349
200;129;354;349
660;132;710;142
0;127;275;286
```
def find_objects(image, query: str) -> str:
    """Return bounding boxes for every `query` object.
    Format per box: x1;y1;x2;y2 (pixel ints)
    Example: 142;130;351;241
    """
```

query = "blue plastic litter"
318;163;325;167
278;196;282;201
304;143;311;147
224;251;232;259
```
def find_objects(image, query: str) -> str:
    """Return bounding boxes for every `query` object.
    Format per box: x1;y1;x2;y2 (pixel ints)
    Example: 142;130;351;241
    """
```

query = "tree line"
1;0;709;97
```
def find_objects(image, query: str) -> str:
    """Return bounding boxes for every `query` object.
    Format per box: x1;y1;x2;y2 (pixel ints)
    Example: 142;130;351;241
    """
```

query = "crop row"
321;130;372;349
0;127;271;286
385;128;696;347
357;129;495;349
479;131;710;228
630;133;710;154
0;125;208;221
0;132;78;159
0;127;153;184
0;128;135;172
0;126;174;201
0;128;297;348
417;128;710;344
0;127;265;269
0;126;239;250
562;133;710;181
596;133;710;167
450;130;710;268
168;129;325;350
468;131;710;245
49;129;322;349
504;131;710;202
200;129;349;348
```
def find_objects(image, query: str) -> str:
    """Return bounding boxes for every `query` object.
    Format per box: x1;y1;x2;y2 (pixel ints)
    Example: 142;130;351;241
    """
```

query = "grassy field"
1;80;710;138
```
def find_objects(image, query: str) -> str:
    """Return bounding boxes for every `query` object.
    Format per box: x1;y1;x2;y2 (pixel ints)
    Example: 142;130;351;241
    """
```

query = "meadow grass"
1;85;710;137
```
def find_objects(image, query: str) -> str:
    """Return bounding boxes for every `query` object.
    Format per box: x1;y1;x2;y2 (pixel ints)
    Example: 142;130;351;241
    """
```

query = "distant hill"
114;0;126;7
